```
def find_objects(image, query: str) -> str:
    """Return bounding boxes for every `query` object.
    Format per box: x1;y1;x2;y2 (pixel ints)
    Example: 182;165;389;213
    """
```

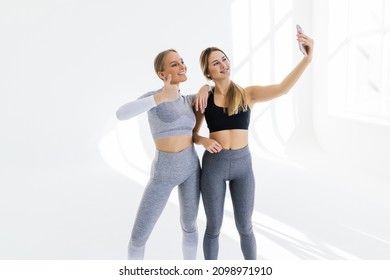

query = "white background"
1;0;389;260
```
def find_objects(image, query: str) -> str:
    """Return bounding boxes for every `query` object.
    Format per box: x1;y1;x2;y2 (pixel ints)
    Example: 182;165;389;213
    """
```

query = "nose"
179;62;186;70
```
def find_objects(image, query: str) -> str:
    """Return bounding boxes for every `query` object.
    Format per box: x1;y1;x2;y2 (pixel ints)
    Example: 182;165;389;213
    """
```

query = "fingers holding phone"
296;24;314;58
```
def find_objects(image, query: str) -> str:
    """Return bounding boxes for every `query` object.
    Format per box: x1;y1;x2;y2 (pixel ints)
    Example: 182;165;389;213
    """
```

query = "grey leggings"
128;144;200;259
201;146;257;260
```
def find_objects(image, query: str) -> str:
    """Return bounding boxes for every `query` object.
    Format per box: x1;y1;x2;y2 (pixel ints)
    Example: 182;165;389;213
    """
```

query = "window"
231;0;297;158
328;0;390;124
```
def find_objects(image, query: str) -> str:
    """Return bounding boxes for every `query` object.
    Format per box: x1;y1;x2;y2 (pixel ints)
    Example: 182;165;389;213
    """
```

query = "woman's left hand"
193;84;211;113
297;33;314;60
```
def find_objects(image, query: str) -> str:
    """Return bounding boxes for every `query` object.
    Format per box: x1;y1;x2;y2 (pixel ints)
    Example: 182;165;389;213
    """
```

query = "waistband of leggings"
205;145;251;160
155;143;197;159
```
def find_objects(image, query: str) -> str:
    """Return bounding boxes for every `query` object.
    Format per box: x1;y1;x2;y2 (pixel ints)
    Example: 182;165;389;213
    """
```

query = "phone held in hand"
296;24;307;55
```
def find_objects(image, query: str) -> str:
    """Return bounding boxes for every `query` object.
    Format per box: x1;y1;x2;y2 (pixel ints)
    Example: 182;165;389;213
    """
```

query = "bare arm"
193;84;213;113
192;110;222;153
246;33;314;106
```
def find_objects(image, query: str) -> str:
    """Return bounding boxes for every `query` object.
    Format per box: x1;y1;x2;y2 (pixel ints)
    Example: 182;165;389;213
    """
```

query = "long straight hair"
199;47;248;116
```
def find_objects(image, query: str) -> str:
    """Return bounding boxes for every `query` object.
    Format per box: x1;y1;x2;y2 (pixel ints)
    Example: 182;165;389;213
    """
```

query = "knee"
204;230;220;240
180;215;198;233
236;223;254;237
181;222;197;234
205;223;222;239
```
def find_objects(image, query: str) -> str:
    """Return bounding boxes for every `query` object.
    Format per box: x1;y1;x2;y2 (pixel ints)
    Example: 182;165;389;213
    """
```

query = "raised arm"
116;74;178;120
116;95;157;120
246;33;314;106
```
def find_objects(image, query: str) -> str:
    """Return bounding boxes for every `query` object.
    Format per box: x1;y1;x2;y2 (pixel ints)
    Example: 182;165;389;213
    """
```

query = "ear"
157;71;165;80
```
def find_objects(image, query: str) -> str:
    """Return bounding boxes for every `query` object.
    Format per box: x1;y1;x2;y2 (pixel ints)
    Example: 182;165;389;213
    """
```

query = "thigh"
229;165;255;230
201;152;227;230
131;178;174;243
178;165;201;227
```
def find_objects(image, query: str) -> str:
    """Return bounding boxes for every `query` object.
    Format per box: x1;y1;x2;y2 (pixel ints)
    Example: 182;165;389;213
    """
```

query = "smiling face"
156;51;187;85
207;50;231;81
200;47;232;82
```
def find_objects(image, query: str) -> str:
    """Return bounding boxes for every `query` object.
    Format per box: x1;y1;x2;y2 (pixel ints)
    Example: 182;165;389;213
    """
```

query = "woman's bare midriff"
210;129;249;150
154;135;193;153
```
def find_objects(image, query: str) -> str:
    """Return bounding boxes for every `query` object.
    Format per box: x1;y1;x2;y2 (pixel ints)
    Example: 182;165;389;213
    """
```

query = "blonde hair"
199;47;248;116
154;49;177;74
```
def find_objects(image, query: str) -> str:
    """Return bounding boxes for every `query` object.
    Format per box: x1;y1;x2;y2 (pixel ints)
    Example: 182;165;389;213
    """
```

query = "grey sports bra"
117;89;196;140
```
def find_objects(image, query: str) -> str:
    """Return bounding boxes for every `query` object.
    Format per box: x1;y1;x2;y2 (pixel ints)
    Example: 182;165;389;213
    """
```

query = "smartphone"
296;24;307;55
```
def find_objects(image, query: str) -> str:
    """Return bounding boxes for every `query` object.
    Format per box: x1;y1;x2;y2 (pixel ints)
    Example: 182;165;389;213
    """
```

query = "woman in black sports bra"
193;31;314;259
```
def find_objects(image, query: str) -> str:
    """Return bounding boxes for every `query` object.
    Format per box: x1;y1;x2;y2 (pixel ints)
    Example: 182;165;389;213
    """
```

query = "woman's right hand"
155;74;179;105
203;138;223;153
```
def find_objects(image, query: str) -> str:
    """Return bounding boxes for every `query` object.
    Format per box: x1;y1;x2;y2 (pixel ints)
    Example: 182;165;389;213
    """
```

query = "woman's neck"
213;79;231;96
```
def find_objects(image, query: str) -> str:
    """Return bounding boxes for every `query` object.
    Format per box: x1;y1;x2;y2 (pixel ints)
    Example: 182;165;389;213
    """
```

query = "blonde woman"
193;31;314;259
117;49;209;259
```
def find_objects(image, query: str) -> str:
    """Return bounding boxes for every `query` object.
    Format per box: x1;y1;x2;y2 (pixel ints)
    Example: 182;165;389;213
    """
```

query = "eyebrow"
169;59;184;65
211;56;226;64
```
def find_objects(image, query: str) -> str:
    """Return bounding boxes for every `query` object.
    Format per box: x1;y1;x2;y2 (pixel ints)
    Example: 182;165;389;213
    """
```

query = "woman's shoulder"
183;93;196;102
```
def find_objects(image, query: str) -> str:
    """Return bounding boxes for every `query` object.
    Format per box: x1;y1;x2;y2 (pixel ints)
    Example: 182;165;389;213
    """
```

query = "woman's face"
158;51;187;84
207;50;230;80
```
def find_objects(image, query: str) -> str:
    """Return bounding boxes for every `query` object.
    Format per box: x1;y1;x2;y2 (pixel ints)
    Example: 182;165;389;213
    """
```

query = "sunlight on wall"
231;0;298;160
98;119;151;185
328;0;390;125
98;117;192;210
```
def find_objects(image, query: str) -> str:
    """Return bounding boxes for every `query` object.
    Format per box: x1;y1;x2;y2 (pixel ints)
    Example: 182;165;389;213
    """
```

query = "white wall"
312;0;390;179
0;0;234;260
1;0;389;260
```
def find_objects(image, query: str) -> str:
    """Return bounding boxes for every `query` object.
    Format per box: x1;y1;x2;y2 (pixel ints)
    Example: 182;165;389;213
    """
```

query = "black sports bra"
204;91;251;133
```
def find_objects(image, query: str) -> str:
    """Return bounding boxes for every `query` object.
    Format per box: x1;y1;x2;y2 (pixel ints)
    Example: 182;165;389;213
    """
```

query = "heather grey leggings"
128;145;200;259
201;146;257;260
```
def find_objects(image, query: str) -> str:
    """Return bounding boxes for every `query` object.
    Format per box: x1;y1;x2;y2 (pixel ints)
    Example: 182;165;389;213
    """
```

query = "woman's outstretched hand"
297;32;314;60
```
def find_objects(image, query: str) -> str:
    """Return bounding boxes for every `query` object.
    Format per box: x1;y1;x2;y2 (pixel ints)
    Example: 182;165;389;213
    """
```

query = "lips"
220;68;230;74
